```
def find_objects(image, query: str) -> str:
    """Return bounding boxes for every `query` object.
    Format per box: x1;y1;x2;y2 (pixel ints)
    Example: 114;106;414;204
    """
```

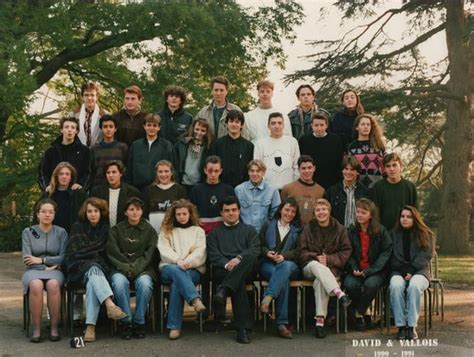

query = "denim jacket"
235;180;281;233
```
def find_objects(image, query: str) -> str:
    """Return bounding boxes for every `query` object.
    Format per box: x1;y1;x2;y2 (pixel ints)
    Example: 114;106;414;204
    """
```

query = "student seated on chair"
344;198;392;331
157;199;206;340
22;199;68;343
299;198;352;339
207;196;260;344
389;206;434;341
259;197;302;339
107;197;158;340
65;198;127;343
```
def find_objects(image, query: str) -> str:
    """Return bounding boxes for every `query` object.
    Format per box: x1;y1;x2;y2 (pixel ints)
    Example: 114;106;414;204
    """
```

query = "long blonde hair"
353;113;385;150
160;199;201;238
49;162;77;196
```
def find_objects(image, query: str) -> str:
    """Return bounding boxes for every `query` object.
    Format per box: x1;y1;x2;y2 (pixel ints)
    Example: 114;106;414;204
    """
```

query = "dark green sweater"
372;178;417;230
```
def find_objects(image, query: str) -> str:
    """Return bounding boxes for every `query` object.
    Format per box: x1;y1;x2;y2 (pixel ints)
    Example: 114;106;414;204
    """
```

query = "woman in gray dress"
22;199;68;342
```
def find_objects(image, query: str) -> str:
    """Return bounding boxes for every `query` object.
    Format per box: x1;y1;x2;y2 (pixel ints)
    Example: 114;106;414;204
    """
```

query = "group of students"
21;76;433;345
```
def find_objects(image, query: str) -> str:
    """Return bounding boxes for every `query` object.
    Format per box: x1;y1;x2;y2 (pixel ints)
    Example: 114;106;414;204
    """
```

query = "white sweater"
157;226;206;274
244;106;292;143
254;135;300;190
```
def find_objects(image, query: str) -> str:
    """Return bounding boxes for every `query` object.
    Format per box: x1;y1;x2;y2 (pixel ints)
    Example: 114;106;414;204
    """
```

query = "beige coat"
157;226;206;274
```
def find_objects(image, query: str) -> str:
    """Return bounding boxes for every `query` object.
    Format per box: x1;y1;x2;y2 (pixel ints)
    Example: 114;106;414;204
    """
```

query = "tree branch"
417;160;443;187
35;30;158;89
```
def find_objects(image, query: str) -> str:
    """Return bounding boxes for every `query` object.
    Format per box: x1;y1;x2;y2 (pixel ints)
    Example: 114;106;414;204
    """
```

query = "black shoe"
406;326;417;340
213;286;228;306
120;323;134;340
29;335;42;343
363;315;373;329
397;327;406;340
134;324;146;339
315;325;326;338
325;315;337;327
339;295;351;309
236;328;250;344
49;334;61;342
355;317;366;331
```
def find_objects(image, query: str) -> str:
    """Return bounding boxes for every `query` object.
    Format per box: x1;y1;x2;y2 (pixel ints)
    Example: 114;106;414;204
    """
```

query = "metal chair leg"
160;285;164;333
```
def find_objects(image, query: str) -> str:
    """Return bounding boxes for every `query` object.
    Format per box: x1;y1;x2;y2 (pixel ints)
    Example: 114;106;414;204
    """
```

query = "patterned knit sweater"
346;140;385;188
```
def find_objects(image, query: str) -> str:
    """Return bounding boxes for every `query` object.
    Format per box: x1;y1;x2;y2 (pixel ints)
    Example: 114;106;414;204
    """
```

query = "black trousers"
212;255;257;330
344;273;385;315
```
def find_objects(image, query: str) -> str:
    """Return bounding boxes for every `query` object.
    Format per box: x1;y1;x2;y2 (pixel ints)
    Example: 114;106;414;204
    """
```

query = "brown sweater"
299;217;352;279
281;179;325;224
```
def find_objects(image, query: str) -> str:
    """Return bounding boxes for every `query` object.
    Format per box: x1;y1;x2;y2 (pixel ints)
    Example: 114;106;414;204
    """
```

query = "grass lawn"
437;255;474;285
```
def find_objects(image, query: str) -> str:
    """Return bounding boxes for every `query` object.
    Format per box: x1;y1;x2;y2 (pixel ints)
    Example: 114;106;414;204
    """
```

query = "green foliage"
0;0;304;250
286;1;453;228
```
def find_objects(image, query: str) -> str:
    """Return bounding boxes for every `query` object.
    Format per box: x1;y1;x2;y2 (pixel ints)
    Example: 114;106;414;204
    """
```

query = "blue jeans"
111;272;154;325
84;266;114;325
390;274;429;327
259;260;299;325
160;265;201;330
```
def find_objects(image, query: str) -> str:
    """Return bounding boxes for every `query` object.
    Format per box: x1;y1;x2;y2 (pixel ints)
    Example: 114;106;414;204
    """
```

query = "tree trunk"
438;0;472;254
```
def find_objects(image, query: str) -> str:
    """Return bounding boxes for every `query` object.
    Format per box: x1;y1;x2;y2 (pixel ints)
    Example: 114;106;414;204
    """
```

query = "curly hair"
78;197;109;223
160;199;200;238
353;113;385;151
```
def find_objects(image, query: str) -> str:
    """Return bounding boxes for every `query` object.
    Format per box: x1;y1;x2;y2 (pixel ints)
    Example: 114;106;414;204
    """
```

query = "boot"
106;304;127;320
191;298;207;313
83;324;96;342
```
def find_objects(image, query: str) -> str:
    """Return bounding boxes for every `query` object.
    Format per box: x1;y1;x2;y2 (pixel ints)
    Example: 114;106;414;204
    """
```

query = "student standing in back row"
288;84;330;141
329;89;365;151
113;85;146;148
159;85;193;144
245;80;291;143
196;76;242;139
70;82;107;148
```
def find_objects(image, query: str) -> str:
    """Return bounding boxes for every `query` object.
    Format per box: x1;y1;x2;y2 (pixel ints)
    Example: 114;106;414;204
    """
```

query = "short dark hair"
383;152;402;166
124;197;145;212
311;111;329;124
99;114;117;129
163;85;187;107
274;197;302;227
35;198;57;214
104;160;125;176
225;110;245;125
219;196;240;211
295;84;315;97
204;155;222;168
59;116;79;130
267;112;284;124
211;76;229;89
297;155;315;168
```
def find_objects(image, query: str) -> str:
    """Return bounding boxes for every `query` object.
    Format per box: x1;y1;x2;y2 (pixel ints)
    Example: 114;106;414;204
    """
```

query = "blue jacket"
235;180;281;233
